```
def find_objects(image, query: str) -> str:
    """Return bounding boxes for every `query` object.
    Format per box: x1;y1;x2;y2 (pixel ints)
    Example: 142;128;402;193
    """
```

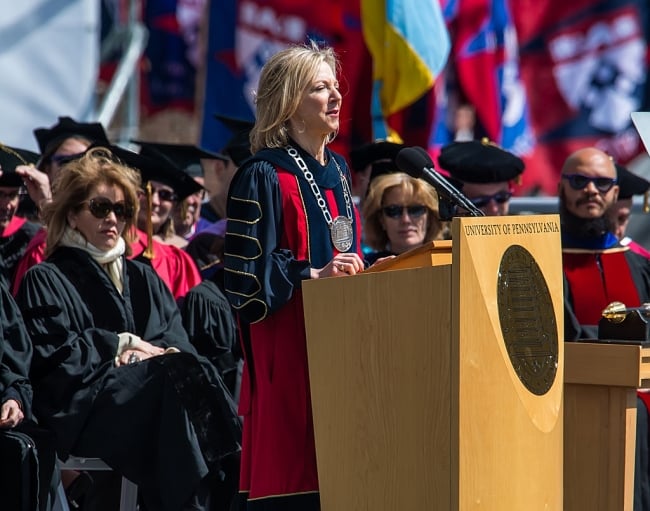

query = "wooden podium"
302;215;564;510
564;342;650;511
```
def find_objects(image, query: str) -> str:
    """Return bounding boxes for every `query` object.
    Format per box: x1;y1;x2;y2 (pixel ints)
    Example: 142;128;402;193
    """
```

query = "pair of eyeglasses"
381;204;428;219
561;173;617;193
470;191;513;208
51;152;85;165
85;197;134;221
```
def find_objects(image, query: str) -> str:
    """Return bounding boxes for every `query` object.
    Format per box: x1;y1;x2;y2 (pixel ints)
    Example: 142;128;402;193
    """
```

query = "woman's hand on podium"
310;253;364;278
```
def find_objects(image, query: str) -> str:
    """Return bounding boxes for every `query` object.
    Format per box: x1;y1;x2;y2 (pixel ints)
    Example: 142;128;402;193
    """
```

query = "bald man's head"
559;147;619;220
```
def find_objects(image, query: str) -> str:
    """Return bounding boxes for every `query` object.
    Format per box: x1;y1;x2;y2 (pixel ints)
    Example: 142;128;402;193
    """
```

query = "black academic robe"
16;247;241;511
0;282;32;416
0;282;59;511
181;272;241;397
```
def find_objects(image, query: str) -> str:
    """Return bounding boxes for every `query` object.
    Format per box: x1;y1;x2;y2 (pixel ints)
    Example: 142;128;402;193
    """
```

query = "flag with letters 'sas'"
361;0;451;140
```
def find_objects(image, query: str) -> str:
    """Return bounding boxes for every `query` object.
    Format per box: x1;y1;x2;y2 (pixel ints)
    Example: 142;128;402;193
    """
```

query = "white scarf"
61;227;126;294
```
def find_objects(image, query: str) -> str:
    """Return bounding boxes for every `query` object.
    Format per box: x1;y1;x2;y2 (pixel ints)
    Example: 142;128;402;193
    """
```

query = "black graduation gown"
0;282;59;511
181;272;241;397
0;283;32;415
16;247;241;511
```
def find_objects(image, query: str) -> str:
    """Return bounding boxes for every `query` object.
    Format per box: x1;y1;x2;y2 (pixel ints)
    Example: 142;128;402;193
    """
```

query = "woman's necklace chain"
285;145;354;252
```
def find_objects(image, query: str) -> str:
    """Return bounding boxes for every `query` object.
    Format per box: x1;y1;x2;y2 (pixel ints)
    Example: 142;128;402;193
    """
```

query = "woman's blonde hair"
250;41;340;153
43;147;141;256
362;172;443;251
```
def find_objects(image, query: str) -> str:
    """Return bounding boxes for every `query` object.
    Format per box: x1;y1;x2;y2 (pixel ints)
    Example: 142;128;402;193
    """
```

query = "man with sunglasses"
437;138;525;216
560;147;650;511
560;147;650;335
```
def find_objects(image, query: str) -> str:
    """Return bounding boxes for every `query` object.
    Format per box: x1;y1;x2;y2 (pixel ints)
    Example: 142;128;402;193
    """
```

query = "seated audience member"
349;139;405;202
362;172;443;265
130;142;226;240
11;141;203;302
129;141;206;248
0;280;60;511
104;144;203;301
437;138;525;216
608;163;650;258
558;147;650;511
0;145;42;289
19;116;111;219
11;117;110;293
15;148;241;511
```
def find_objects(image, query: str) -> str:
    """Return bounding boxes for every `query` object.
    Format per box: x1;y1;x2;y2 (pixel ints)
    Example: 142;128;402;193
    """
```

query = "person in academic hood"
437;138;525;216
223;41;365;511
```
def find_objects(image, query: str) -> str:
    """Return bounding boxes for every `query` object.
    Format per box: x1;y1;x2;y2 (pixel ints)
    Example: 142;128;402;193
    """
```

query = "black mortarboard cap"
0;144;39;187
214;114;254;167
130;141;227;179
349;140;405;172
128;142;204;200
615;163;650;200
33;116;110;154
438;139;525;184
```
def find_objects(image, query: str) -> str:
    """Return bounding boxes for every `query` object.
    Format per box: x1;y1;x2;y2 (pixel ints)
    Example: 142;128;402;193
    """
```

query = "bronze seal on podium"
497;245;558;395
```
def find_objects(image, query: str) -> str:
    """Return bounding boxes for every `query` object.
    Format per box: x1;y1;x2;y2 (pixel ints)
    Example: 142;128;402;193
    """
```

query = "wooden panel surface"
565;342;650;388
564;384;637;511
304;265;453;511
452;215;564;511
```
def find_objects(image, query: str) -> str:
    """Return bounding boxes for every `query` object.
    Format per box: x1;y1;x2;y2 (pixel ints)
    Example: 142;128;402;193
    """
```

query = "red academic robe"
225;147;362;509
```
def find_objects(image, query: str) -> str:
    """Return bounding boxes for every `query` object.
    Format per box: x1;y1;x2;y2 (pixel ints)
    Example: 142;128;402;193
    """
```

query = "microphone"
395;146;485;219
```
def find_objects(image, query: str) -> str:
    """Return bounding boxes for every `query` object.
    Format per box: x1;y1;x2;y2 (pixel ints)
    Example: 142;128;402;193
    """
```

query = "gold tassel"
143;181;155;259
645;191;649;214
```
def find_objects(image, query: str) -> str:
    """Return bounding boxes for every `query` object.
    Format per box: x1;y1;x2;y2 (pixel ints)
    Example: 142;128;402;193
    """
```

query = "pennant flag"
361;0;450;140
513;0;649;195
435;0;533;150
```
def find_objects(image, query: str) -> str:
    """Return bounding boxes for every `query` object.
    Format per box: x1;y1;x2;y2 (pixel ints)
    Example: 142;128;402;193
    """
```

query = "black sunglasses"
562;173;617;193
86;197;134;221
382;204;428;219
51;152;85;165
152;188;178;202
470;191;513;208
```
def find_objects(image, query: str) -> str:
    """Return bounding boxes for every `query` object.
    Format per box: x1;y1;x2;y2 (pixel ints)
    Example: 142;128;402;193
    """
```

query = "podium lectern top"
364;239;452;272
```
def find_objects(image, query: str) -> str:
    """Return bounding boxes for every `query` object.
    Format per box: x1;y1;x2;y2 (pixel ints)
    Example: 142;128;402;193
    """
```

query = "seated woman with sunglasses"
362;172;444;265
15;148;241;511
